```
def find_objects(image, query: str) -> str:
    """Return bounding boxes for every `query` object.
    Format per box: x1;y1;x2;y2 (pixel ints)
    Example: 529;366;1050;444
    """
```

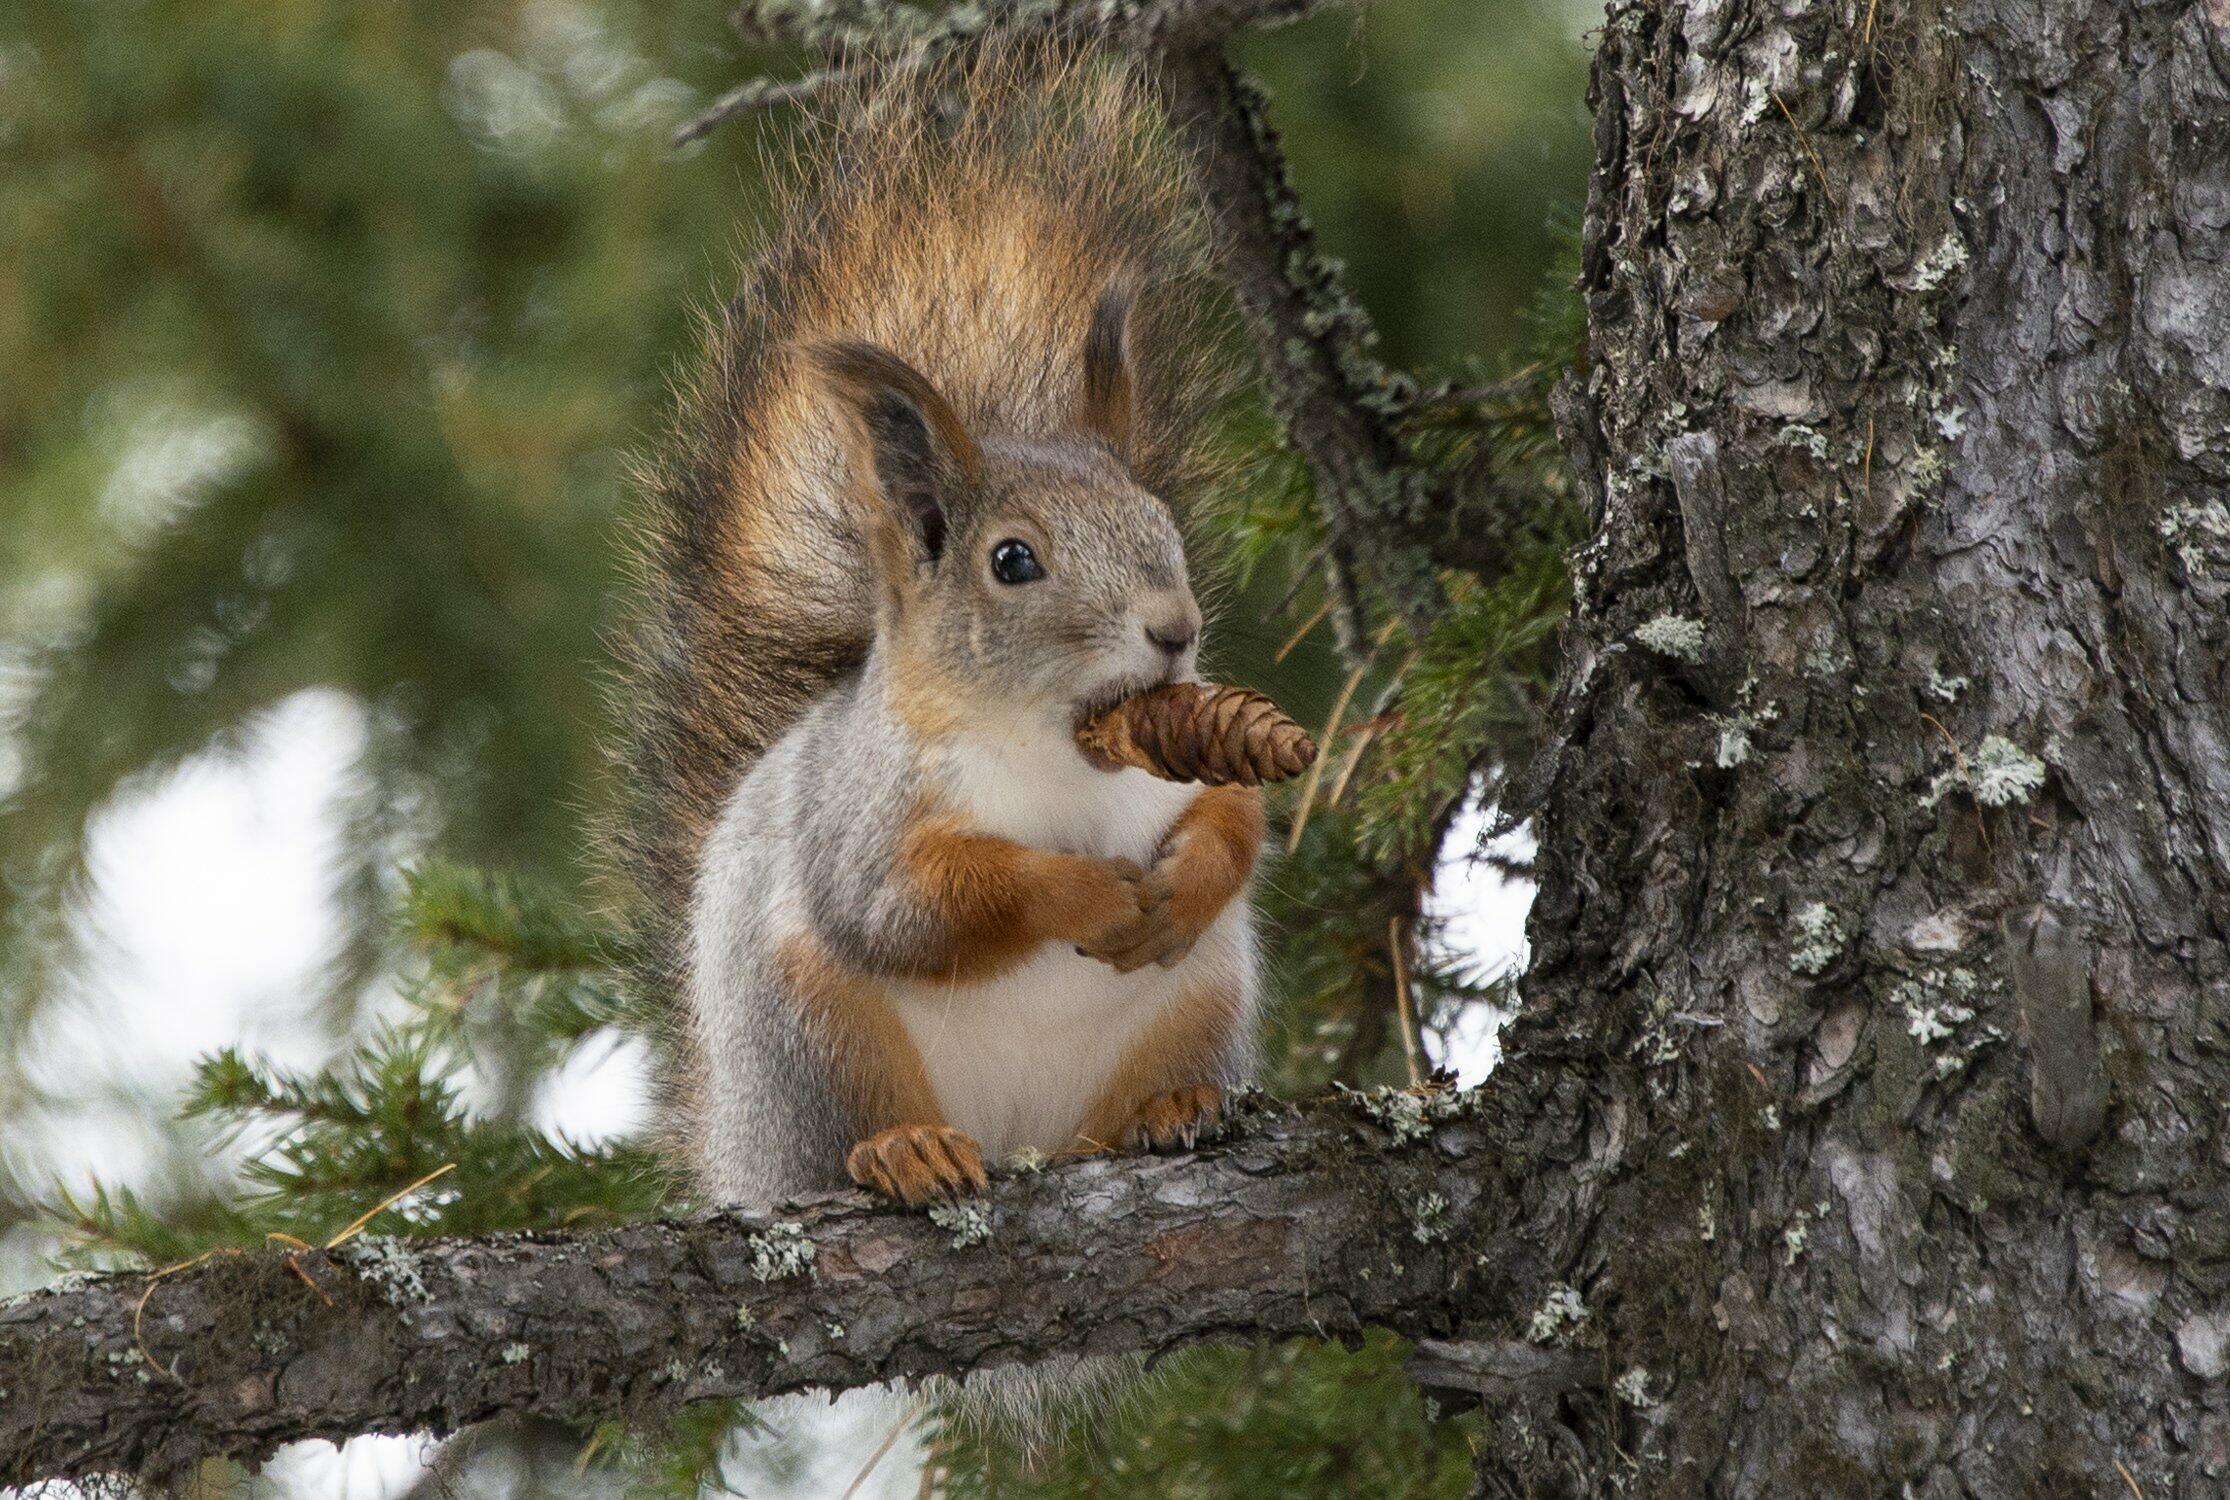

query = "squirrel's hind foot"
1108;1083;1223;1153
847;1124;987;1205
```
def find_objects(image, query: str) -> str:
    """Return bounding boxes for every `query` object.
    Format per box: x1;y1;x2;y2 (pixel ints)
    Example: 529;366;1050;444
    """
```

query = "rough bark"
0;1090;1538;1489
1476;0;2230;1491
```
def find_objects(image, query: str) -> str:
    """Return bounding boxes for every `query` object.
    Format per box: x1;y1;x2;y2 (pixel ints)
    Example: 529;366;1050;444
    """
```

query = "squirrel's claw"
847;1124;987;1205
1113;1083;1223;1152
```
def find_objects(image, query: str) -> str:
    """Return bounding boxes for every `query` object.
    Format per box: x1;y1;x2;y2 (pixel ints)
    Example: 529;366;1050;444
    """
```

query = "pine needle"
842;1411;916;1499
1388;916;1425;1088
1286;660;1368;854
325;1162;458;1249
1274;596;1334;663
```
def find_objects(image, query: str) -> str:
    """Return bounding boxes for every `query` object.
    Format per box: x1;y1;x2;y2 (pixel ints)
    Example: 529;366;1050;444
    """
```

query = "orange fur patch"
776;935;944;1133
1161;785;1263;943
884;647;971;740
898;807;1140;980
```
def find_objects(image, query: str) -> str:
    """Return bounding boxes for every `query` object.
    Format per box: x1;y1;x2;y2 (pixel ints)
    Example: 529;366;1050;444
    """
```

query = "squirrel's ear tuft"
810;340;980;567
1079;278;1137;464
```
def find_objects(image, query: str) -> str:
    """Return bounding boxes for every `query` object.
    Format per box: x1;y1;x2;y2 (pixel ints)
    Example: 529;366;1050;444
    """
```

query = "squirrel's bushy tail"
613;43;1226;974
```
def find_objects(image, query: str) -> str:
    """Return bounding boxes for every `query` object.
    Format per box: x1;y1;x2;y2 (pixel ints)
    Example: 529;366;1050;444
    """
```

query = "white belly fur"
888;713;1249;1159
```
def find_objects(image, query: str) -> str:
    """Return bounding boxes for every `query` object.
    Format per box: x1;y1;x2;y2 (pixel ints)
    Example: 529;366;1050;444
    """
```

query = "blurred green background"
0;0;1592;1493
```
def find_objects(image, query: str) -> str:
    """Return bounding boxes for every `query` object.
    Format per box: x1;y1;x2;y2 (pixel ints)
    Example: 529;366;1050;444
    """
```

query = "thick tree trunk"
1487;0;2230;1491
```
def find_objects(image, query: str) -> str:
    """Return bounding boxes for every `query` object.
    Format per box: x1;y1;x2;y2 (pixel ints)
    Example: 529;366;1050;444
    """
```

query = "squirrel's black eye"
989;538;1044;585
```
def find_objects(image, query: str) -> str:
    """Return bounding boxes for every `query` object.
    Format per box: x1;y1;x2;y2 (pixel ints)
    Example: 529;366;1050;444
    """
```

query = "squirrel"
616;45;1259;1213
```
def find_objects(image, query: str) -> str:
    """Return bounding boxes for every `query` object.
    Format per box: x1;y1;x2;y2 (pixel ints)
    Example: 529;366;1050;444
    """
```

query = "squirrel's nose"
1140;590;1202;661
1143;601;1201;660
1146;620;1197;658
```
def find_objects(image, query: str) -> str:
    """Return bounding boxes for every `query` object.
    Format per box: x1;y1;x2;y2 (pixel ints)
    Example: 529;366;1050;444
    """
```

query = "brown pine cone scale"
1075;682;1318;786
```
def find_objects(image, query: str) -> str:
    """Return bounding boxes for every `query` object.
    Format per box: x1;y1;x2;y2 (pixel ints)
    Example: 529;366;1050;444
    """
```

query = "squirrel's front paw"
1076;861;1195;973
1047;853;1148;950
847;1124;987;1205
1107;1083;1222;1152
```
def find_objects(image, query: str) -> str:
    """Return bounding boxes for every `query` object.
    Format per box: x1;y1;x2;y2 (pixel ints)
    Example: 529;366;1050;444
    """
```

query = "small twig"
1325;719;1385;808
1408;364;1544;414
1264;539;1331;620
282;1257;334;1306
1326;638;1417;809
266;1233;336;1307
1321;638;1411;811
2116;1458;2145;1499
673;72;838;147
1287;660;1368;852
1286;619;1402;849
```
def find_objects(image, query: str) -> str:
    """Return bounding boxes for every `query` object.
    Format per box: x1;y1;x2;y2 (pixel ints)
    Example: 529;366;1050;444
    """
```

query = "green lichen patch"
927;1202;993;1250
1333;1082;1482;1144
1923;734;2047;809
1405;1191;1451;1245
1890;965;2005;1078
1967;737;2047;805
1924;665;1969;703
745;1222;817;1283
1788;903;1846;977
1527;1282;1589;1344
1892;230;1970;294
2161;501;2230;577
334;1236;431;1306
1633;613;1708;662
1712;714;1755;768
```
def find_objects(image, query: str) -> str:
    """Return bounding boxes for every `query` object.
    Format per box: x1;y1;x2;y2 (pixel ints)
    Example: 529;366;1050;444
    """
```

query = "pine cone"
1075;683;1318;786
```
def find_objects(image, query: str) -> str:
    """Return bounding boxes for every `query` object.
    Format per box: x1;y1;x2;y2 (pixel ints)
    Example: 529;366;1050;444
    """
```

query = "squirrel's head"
811;283;1201;731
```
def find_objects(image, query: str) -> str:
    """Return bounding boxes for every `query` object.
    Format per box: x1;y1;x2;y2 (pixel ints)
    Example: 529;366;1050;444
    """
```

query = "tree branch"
1149;49;1448;651
673;72;841;146
676;0;1338;145
1;1089;1533;1489
731;0;1332;52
